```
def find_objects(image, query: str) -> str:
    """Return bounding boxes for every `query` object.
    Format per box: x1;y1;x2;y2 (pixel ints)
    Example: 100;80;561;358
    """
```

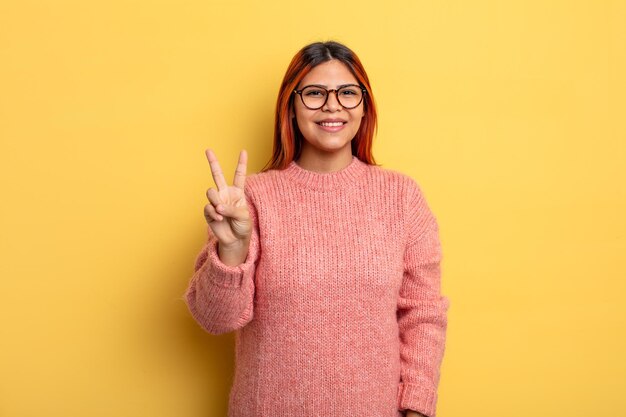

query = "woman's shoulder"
244;168;281;187
243;159;424;198
366;163;435;220
241;168;283;200
365;162;423;193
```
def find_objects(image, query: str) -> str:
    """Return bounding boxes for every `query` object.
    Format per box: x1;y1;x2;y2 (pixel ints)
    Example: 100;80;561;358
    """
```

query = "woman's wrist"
217;238;251;266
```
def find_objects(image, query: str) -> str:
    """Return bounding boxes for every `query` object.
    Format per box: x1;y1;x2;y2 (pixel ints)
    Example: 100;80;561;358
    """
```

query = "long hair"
261;41;378;172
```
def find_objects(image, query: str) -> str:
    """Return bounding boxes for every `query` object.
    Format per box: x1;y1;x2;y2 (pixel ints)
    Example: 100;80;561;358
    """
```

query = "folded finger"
204;203;223;222
206;187;222;207
215;203;249;222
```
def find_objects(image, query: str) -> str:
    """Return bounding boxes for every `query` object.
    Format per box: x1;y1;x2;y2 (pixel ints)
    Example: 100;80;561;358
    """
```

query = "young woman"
184;41;450;417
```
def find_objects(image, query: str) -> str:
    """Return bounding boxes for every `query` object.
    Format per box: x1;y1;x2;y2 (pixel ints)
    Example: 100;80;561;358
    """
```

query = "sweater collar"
282;155;369;191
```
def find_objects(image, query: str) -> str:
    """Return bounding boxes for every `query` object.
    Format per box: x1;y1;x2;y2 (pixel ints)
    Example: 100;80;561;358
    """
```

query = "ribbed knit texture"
184;156;450;417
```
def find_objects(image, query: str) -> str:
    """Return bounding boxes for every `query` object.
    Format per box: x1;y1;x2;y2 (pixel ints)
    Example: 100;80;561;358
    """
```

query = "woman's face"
292;60;365;158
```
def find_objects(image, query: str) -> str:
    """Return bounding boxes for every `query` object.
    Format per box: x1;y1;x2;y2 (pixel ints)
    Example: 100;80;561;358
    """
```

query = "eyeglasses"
293;84;367;110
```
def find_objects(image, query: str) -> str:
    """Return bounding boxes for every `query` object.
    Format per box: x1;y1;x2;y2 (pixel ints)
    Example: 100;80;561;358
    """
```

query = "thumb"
216;203;249;222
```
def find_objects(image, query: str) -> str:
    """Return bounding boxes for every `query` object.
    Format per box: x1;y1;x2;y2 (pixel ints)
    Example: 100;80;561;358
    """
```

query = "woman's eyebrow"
304;83;359;88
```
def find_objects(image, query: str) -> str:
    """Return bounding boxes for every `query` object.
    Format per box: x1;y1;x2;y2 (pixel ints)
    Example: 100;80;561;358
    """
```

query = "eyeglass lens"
300;86;363;109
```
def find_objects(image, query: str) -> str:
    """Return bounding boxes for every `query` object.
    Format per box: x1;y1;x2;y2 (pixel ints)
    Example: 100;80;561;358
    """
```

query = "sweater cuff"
398;382;438;417
205;239;249;288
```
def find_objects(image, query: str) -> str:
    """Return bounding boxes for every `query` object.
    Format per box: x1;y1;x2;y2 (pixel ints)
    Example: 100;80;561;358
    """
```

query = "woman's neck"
294;145;354;173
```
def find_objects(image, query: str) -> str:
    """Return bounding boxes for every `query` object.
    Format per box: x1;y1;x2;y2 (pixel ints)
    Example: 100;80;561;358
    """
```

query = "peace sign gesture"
204;149;252;253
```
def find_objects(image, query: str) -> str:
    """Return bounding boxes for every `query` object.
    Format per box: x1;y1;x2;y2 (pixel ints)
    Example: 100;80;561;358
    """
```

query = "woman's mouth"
318;121;345;127
316;121;346;132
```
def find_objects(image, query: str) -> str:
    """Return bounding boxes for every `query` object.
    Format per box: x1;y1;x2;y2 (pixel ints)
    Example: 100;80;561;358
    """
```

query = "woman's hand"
204;149;252;263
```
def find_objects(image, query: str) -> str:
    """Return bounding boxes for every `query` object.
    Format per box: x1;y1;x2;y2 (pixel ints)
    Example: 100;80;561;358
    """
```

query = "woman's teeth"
319;122;344;127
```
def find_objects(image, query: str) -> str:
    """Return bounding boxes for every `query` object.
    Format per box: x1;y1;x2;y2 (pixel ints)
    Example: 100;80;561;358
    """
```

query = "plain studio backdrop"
1;1;624;416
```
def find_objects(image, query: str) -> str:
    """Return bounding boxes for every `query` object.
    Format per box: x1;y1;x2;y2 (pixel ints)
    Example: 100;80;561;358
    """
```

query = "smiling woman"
265;41;378;173
289;60;366;170
184;41;449;417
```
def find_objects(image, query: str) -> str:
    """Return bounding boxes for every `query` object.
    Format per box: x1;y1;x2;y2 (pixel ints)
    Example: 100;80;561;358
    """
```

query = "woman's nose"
322;91;342;111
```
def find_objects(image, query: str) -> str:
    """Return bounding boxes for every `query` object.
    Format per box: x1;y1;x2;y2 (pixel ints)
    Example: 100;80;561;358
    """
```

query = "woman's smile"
316;118;347;132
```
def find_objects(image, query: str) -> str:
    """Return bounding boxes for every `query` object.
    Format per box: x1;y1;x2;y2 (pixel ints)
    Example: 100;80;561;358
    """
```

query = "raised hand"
204;149;252;257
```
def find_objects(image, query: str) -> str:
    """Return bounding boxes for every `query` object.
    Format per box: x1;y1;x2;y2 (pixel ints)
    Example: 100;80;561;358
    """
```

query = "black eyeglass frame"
293;84;367;110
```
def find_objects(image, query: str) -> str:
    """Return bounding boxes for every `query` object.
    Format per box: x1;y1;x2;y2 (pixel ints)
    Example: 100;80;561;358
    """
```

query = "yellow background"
1;0;625;415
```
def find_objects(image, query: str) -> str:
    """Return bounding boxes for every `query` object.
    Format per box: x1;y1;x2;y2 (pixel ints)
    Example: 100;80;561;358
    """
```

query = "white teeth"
319;122;344;127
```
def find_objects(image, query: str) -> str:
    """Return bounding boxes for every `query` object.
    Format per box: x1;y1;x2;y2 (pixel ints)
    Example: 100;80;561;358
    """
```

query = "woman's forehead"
300;60;358;87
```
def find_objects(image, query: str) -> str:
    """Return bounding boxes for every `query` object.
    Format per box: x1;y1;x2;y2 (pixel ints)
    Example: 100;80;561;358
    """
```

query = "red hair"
261;41;378;172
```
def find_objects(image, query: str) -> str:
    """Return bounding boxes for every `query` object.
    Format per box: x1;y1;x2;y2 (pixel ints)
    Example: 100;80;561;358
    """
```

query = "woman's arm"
397;177;450;417
183;190;260;335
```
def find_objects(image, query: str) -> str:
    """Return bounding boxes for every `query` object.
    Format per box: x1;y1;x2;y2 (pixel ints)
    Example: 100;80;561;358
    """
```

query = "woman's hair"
261;41;378;172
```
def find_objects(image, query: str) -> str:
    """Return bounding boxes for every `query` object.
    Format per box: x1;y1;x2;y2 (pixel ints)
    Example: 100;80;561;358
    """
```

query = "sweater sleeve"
397;178;450;417
183;186;260;335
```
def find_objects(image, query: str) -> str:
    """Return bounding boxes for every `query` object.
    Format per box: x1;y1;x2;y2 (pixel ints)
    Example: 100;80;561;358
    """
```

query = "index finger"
205;149;228;192
232;149;247;189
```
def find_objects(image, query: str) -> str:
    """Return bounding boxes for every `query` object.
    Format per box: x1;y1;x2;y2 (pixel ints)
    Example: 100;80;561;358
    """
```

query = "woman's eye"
340;89;358;95
305;91;323;96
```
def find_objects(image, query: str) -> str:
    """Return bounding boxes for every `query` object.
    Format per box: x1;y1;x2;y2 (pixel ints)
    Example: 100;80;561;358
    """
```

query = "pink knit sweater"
184;155;449;417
